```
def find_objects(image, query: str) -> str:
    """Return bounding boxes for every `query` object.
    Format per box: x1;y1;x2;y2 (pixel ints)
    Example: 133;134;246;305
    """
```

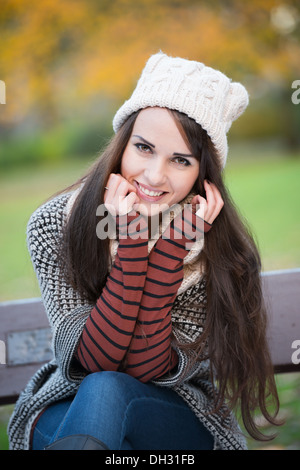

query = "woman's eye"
173;156;191;166
135;143;152;153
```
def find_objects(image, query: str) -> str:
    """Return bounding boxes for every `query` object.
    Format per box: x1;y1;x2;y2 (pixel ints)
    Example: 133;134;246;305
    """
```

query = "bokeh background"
0;0;299;450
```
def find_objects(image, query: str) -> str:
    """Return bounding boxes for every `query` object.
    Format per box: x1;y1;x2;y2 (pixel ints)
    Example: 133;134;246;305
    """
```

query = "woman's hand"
104;173;140;216
192;180;224;225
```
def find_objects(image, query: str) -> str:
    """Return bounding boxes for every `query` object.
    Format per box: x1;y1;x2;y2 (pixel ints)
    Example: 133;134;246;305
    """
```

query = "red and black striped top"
76;207;209;383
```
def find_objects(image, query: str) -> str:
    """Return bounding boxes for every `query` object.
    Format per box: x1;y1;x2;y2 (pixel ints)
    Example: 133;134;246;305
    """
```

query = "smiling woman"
120;107;200;216
8;52;281;451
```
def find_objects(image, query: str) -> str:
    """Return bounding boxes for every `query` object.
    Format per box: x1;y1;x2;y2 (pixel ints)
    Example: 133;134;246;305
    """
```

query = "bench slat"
262;269;300;373
0;298;51;404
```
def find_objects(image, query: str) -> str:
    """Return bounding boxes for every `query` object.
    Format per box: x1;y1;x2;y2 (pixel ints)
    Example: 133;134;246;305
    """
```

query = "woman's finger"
192;181;224;225
104;174;120;203
203;180;224;224
191;194;207;220
104;173;139;215
203;181;216;223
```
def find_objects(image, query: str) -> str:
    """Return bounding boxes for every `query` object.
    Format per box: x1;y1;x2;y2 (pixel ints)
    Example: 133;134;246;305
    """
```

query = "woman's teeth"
138;183;164;197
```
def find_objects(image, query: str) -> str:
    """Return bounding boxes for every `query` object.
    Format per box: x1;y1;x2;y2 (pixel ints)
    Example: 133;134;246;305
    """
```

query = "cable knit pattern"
7;191;247;450
112;52;249;167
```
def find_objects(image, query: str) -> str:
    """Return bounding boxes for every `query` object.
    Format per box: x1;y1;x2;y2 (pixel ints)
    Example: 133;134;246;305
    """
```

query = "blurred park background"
0;0;300;450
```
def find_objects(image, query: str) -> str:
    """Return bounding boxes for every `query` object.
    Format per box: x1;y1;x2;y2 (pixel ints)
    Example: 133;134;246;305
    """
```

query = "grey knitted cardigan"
8;192;247;450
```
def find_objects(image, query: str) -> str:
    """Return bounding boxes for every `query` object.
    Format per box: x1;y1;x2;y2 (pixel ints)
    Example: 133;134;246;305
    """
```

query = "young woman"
8;53;280;450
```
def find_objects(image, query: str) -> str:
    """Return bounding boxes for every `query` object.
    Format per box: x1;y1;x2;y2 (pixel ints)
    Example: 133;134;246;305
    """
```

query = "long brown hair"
59;108;281;441
170;110;281;441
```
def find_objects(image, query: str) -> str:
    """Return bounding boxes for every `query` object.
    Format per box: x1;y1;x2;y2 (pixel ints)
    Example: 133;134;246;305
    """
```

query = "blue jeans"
32;371;214;450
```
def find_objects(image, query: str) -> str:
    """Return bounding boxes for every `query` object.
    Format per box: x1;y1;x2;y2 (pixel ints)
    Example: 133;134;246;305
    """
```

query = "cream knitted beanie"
112;52;249;167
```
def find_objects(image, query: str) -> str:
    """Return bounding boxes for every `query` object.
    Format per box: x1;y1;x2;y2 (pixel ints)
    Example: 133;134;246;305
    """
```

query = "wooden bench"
0;268;300;406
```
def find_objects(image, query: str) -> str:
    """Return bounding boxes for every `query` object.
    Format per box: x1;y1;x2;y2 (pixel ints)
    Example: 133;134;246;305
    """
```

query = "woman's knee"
78;371;139;401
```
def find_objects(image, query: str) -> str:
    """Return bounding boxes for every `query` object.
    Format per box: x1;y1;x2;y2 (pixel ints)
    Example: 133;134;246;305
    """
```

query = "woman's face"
121;107;200;217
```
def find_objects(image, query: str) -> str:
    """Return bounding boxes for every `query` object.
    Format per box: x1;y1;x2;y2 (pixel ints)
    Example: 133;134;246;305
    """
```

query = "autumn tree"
0;0;299;147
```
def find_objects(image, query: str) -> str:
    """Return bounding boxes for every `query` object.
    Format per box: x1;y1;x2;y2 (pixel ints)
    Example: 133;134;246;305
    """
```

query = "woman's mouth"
134;181;167;201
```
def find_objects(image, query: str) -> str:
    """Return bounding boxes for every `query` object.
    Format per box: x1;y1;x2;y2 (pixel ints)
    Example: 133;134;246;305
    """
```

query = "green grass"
0;406;12;450
245;373;300;450
0;160;90;301
0;144;299;450
224;148;300;271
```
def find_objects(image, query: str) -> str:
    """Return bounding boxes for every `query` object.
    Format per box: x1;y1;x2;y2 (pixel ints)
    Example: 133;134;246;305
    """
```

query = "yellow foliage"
0;0;299;126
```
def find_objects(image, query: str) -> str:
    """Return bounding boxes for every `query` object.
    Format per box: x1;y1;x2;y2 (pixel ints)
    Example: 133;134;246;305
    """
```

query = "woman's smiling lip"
134;180;168;202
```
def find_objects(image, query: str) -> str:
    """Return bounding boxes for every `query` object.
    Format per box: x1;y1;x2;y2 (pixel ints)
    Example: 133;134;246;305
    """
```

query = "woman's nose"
144;158;167;186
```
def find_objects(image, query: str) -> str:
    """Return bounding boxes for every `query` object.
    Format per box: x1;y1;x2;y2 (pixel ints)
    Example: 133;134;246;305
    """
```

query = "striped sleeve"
76;207;208;380
76;214;149;372
123;207;207;382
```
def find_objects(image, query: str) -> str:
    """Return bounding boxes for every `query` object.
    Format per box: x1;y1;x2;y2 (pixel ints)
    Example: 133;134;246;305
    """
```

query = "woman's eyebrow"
132;135;155;148
173;152;194;158
132;134;194;158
